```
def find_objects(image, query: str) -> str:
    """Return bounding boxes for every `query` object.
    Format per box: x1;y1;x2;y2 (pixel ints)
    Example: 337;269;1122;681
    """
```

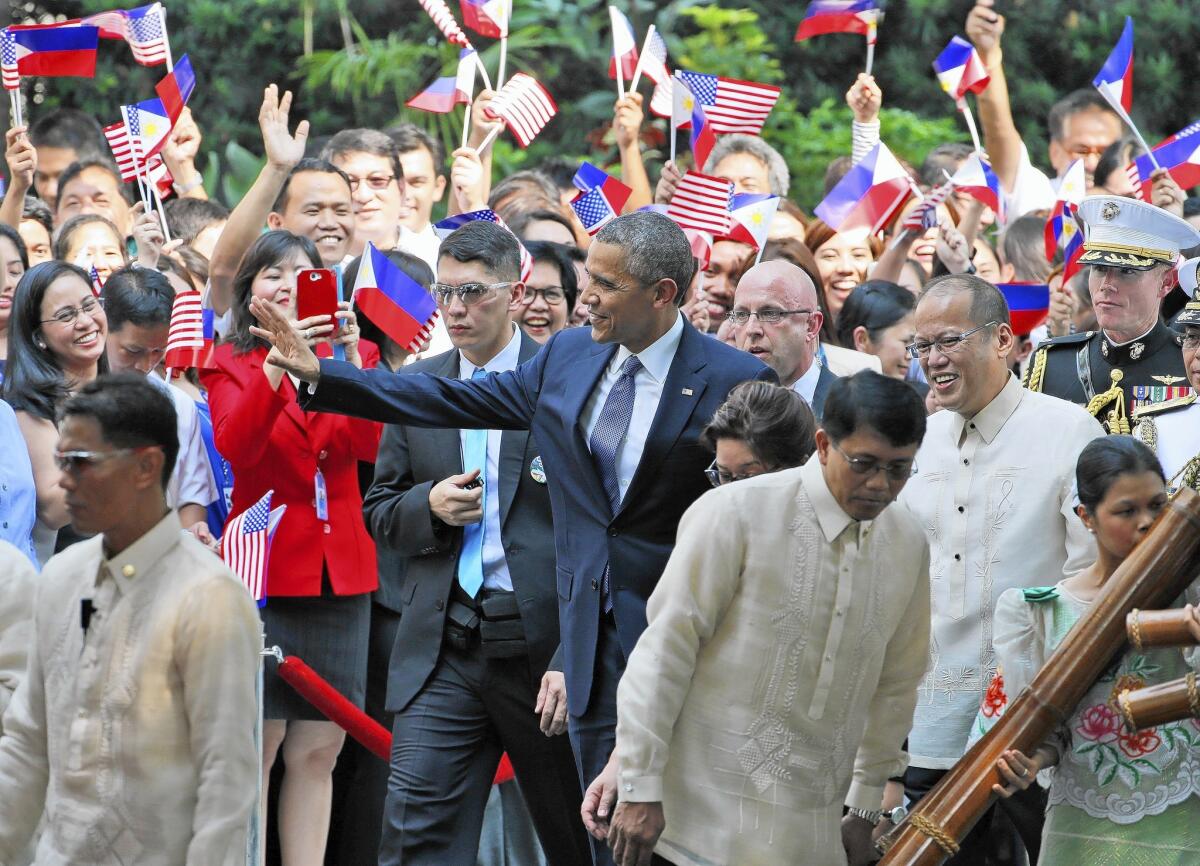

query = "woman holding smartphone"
201;230;381;866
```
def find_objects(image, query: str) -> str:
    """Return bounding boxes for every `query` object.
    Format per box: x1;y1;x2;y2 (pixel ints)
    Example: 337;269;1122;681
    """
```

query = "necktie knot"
471;367;488;380
619;355;643;379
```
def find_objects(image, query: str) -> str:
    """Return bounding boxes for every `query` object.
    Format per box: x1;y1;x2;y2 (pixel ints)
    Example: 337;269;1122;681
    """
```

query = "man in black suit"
730;260;838;419
249;212;776;866
360;224;589;865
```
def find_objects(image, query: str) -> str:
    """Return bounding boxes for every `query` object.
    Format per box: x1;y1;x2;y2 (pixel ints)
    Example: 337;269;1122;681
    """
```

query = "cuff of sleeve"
617;773;663;803
844;781;886;813
852;120;881;133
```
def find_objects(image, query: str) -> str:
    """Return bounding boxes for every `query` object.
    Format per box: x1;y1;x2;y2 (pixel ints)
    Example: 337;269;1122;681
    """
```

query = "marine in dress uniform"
1024;196;1200;433
1133;257;1200;492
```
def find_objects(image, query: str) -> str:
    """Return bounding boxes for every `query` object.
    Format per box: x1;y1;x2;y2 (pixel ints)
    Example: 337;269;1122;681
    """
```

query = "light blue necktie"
589;355;642;612
457;368;489;597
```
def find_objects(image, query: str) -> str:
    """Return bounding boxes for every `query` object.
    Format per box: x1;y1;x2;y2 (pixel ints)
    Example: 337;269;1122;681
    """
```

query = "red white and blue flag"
434;209;534;282
85;3;170;66
154;53;195;124
419;0;472;47
1044;158;1086;281
406;48;478;113
932;35;989;105
570;163;632;235
725;192;780;249
901;180;954;232
671;74;715;168
638;28;669;86
352;242;440;353
460;0;509;39
608;6;638;83
814;141;917;233
1;23;100;90
164;289;216;372
89;265;104;297
667;171;733;236
222;489;286;605
950;152;1005;221
1127;122;1200;202
996;283;1050;335
485;73;557;147
795;1;880;44
103;117;172;194
674;70;781;135
1093;16;1135;121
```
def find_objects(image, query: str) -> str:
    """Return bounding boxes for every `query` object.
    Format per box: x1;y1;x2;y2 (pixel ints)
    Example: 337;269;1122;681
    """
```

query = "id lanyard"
332;264;347;363
314;468;329;521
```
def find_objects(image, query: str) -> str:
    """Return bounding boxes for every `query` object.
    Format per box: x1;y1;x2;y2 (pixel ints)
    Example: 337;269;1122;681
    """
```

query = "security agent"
1025;195;1200;433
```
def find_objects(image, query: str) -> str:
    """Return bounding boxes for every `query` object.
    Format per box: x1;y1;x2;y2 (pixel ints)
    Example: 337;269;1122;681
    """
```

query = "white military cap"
1078;195;1200;271
1175;257;1200;326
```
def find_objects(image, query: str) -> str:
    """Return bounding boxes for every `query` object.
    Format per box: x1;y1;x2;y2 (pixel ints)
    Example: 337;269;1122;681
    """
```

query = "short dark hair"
1047;89;1122;143
0;222;29;269
52;213;125;263
102;266;175;332
1075;435;1164;513
1093;136;1144;191
821;370;927;447
507;208;577;243
594;212;696;308
700;380;816;469
320;128;404;185
272;158;352;214
921;273;1011;329
21;196;53;236
29;108;106;158
524;240;579;309
387;122;445;175
228;230;322;353
437;220;521;282
163;198;229;246
488;170;561;214
61;373;179;489
344;248;435;354
56;159;130;210
534;156;579;192
836;280;916;348
157;253;199;292
918;143;973;189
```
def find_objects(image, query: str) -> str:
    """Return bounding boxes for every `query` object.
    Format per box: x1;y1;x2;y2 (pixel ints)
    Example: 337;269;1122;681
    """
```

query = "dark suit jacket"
304;320;776;715
362;333;558;712
810;364;838;421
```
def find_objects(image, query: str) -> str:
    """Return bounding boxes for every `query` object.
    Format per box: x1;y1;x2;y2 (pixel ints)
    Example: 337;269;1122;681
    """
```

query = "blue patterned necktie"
589;355;642;612
457;368;489;597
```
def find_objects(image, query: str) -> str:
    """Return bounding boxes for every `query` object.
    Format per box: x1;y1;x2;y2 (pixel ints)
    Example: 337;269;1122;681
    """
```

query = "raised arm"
207;85;309;316
447;91;501;218
614;92;652;212
846;74;882;165
966;0;1022;191
0;127;35;231
161;107;209;201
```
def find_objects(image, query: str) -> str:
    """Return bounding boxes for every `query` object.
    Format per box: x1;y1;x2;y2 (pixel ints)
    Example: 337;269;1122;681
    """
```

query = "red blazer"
201;342;382;597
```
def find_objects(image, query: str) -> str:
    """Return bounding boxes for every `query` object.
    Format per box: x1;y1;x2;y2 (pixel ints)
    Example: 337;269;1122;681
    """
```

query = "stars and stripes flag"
1126;121;1200;202
84;3;170;66
164;288;216;371
434;209;533;282
460;0;509;39
901;180;954;232
795;1;881;44
1044;158;1086;281
932;35;989;105
485;73;557;147
636;28;669;86
673;70;781;135
814;141;917;233
222;490;286;605
89;265;104;297
570;163;632;235
1;23;100;91
103;118;173;193
725;192;780;249
419;0;472;47
667;171;733;236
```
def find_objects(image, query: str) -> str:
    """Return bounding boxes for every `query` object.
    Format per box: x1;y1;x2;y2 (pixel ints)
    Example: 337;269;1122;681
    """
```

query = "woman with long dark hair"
0;223;29;384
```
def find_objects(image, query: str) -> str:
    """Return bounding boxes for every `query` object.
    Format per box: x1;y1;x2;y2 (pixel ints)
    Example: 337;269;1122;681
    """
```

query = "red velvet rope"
276;655;515;785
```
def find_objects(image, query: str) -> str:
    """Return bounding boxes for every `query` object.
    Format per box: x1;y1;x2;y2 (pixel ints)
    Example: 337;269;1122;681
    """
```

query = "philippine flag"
814;142;917;233
460;0;508;39
352;243;440;353
672;75;715;168
572;161;632;210
1;24;100;90
795;1;880;43
932;35;989;103
153;53;195;124
950;153;1005;222
996;283;1050;336
1044;158;1086;281
122;99;175;161
725;192;780;250
608;6;638;83
1129;124;1200;203
1093;17;1134;120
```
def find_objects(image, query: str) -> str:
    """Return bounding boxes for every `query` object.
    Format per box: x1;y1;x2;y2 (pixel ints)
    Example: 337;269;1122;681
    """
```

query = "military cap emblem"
1101;200;1121;221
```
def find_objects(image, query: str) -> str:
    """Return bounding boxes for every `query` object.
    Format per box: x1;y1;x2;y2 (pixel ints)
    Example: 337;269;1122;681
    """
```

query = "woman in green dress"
981;436;1200;865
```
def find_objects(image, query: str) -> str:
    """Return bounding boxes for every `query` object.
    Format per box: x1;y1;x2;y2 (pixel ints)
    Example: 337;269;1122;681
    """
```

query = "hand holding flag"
477;73;557;150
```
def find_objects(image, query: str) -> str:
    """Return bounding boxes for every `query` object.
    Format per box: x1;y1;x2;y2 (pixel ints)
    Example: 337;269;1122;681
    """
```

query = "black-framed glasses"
54;448;135;473
831;443;914;481
430;282;512;306
726;308;813;326
705;459;769;487
346;174;397;192
905;321;998;360
1182;332;1200;350
41;294;103;327
521;286;566;306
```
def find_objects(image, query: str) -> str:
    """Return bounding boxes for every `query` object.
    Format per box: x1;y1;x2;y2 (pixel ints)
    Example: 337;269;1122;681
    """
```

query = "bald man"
730;260;838;418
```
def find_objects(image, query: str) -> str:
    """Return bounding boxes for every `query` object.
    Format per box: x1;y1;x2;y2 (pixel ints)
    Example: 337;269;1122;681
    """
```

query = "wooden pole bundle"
878;488;1200;865
1126;607;1198;650
1118;673;1200;732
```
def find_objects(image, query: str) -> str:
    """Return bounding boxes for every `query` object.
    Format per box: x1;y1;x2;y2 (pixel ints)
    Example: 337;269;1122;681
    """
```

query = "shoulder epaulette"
1037;331;1095;350
1022;586;1059;603
1131;392;1197;419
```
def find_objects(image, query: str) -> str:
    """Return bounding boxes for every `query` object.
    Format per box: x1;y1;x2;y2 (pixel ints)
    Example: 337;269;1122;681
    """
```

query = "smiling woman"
804;219;883;327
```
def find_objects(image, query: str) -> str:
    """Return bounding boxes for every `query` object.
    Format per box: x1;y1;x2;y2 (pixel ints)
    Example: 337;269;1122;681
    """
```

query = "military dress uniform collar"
1099;322;1162;364
99;511;182;593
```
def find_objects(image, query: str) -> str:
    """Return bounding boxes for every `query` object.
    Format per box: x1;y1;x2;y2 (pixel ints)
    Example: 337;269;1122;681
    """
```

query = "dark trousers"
328;602;401;865
567;614;625;866
379;639;591;866
905;765;1048;866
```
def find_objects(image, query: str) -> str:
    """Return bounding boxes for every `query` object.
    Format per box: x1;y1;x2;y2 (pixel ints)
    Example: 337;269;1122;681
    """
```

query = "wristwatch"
847;807;883;824
885;804;908;824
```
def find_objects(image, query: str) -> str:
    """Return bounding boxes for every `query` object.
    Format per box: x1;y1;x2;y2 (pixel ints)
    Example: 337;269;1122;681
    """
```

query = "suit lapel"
560;341;619;514
498;334;540;527
433;350;466;476
811;365;837;420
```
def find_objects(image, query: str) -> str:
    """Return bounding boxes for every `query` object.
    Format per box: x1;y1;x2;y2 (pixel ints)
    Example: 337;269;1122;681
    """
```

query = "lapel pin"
682;388;694;396
529;455;547;484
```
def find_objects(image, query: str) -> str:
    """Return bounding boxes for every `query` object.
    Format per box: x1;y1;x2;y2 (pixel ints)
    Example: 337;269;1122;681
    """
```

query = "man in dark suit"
249;212;776;865
357;224;588;865
730;259;839;419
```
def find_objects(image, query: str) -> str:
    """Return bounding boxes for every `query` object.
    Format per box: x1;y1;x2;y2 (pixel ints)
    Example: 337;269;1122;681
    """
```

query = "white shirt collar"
791;361;821;404
458;323;523;378
611;312;685;383
799;453;860;544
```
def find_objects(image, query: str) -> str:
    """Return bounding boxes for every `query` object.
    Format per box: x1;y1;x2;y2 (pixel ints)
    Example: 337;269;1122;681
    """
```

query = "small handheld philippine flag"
932;35;989;103
950;153;1005;222
725;193;780;250
795;1;880;43
406;49;476;116
995;283;1050;336
1;23;100;91
1129;123;1200;203
1093;17;1134;118
1044;159;1086;281
814;141;917;233
352;243;440;354
608;6;638;82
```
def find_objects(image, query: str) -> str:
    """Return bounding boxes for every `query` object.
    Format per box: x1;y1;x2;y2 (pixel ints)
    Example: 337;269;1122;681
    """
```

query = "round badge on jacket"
530;455;547;484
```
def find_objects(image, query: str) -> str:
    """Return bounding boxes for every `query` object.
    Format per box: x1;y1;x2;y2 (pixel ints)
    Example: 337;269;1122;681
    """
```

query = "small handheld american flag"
222;490;286;605
485;73;557;147
667;171;733;236
419;0;472;47
674;70;781;135
163;289;216;372
86;3;170;66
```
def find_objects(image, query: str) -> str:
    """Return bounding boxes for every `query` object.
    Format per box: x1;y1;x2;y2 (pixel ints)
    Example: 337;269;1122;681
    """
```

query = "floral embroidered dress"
970;582;1200;865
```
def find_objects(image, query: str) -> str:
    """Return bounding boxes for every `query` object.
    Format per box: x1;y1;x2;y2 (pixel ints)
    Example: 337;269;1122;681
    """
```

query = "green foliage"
201;141;264;208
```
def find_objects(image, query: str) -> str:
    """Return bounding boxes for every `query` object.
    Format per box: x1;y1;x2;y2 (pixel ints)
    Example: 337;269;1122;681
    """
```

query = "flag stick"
865;42;875;76
163;12;174;72
1128;123;1162;171
960;100;983;154
628;24;655;92
8;88;21;129
497;36;507;91
474;54;493;92
152;180;173;243
888;227;912;251
865;18;878;76
669;129;676;166
475;124;503;155
614;43;625;99
669;82;678;165
461;100;473;149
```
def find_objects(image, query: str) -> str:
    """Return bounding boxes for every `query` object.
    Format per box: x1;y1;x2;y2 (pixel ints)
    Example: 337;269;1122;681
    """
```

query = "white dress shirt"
398;222;441;276
582;312;685;504
149;373;219;512
0;540;35;732
617;456;930;866
459;325;523;591
900;375;1103;769
1135;397;1200;488
792;360;822;406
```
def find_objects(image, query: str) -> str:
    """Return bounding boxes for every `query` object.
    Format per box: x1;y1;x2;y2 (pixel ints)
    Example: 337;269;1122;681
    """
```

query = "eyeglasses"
54;448;135;473
41;294;103;327
521;286;566;306
726;308;813;326
1183;332;1200;350
832;443;914;482
705;459;768;487
430;282;512;306
346;174;396;192
905;321;998;360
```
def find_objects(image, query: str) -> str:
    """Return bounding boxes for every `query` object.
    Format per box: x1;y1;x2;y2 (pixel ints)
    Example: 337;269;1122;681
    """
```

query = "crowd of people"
4;1;1200;865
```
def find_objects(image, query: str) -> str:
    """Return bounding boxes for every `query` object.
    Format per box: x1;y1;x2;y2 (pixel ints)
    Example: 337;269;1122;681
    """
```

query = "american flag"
902;180;954;232
89;265;103;297
85;3;170;66
487;73;557;147
419;0;472;46
1;30;18;91
667;171;733;236
434;208;534;282
649;77;672;118
675;70;781;135
103;118;139;180
222;490;285;604
639;29;670;85
164;289;216;371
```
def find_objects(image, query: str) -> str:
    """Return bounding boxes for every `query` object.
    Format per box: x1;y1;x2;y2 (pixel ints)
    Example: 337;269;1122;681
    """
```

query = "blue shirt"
0;399;38;567
194;399;234;537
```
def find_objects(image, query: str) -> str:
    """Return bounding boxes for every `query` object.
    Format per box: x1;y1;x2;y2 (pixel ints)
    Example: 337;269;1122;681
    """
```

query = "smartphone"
296;269;339;322
463;477;484;491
